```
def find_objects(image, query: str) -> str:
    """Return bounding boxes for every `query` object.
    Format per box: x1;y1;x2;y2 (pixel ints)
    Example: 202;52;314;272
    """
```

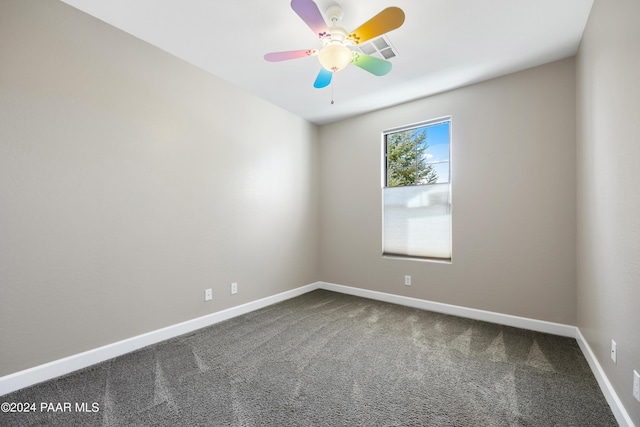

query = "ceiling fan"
264;0;405;89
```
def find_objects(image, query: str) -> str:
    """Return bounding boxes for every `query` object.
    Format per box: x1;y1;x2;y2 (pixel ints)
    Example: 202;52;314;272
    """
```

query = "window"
382;118;451;261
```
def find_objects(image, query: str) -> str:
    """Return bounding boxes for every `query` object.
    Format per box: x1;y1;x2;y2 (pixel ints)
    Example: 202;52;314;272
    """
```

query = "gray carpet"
1;290;617;426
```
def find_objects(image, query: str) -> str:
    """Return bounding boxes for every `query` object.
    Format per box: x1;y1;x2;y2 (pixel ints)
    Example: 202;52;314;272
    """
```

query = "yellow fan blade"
347;7;405;45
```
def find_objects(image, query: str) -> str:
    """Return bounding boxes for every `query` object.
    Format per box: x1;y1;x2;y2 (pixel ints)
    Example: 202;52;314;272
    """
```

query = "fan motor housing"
323;4;349;45
326;26;348;45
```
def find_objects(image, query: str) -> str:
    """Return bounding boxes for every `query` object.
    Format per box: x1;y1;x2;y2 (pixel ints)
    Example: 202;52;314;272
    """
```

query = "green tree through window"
386;129;438;187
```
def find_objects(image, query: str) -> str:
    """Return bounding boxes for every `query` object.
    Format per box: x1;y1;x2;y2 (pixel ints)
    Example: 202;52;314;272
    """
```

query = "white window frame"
381;116;452;262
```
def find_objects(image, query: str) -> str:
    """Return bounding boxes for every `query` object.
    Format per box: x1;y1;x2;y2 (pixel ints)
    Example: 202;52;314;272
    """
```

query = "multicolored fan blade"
264;49;318;62
291;0;330;39
347;7;405;45
313;68;332;88
351;52;392;76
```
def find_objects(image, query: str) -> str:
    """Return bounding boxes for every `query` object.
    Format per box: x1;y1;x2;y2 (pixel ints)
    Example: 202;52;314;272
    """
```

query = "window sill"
382;254;452;264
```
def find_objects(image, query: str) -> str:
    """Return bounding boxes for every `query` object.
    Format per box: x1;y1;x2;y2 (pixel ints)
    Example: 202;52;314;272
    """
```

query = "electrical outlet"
633;370;640;402
205;288;212;301
611;340;617;364
404;275;411;286
231;282;238;295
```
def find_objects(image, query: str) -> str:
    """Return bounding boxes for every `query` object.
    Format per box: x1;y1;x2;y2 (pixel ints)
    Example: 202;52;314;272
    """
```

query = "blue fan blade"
313;68;332;88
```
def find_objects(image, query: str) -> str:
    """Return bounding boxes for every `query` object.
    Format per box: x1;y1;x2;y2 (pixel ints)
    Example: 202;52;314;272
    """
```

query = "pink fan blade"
291;0;330;39
264;49;318;62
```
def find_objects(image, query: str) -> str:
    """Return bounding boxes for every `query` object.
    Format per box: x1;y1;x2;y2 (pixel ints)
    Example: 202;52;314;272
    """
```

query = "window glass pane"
424;121;450;184
386;121;450;186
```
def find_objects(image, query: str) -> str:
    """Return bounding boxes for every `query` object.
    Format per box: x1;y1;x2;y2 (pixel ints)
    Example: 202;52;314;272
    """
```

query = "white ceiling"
59;0;593;125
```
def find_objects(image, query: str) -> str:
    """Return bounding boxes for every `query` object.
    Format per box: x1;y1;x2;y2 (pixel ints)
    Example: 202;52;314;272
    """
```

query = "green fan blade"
351;52;392;76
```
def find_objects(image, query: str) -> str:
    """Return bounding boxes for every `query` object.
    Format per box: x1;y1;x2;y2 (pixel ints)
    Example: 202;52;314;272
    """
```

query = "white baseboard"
2;280;633;427
0;282;321;396
575;329;635;427
0;281;576;395
317;282;577;337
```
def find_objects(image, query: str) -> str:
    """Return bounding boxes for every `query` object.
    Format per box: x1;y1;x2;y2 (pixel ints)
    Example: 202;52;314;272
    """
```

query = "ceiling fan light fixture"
265;0;405;88
318;43;352;72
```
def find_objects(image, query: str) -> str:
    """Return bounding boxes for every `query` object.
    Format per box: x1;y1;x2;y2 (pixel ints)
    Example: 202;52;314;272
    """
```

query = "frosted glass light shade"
318;44;352;72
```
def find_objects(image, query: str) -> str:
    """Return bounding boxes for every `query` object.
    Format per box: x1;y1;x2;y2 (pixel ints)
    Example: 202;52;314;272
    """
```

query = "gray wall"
0;0;319;376
576;0;640;423
4;2;638;422
319;58;577;325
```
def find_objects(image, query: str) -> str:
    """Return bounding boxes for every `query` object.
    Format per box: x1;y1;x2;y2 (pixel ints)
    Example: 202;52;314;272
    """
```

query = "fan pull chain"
331;76;335;105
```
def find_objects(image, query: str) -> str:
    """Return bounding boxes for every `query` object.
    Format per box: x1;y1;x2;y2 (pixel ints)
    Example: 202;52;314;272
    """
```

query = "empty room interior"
1;0;639;425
